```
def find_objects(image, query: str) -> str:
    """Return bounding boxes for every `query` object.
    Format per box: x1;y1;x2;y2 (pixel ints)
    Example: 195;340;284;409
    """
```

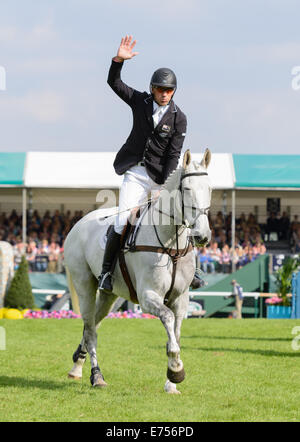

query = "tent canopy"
22;151;235;190
0;153;25;185
1;151;300;190
233;154;300;189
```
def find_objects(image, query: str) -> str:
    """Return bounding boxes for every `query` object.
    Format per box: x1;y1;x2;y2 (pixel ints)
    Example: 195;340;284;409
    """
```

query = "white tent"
24;151;234;190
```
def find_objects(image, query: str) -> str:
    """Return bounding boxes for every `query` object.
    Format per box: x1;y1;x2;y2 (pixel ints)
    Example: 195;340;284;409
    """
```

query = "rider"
98;35;202;292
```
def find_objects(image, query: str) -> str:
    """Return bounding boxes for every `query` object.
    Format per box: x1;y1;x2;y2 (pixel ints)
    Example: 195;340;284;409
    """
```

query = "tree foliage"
4;255;35;310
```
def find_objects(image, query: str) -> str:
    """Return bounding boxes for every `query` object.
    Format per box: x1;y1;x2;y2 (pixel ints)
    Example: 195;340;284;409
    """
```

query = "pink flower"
266;296;282;305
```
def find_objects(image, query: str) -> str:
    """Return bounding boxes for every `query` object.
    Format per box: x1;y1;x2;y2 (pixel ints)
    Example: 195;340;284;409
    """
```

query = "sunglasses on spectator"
153;86;175;94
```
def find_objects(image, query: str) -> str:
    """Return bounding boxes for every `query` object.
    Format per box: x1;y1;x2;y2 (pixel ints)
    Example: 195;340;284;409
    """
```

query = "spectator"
220;244;231;273
266;212;279;240
26;241;38;271
208;241;222;271
278;211;290;240
47;241;61;273
198;247;215;273
230;279;244;319
35;239;49;272
13;239;26;270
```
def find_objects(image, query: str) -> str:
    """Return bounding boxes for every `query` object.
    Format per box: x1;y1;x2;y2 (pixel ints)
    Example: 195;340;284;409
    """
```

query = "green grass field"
0;317;300;422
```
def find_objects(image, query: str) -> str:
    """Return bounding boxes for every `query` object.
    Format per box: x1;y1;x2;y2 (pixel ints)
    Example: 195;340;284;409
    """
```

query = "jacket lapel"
155;100;177;131
144;95;154;129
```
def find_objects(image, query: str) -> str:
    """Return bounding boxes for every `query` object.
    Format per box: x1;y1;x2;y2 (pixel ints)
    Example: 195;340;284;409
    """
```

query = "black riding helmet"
150;68;177;93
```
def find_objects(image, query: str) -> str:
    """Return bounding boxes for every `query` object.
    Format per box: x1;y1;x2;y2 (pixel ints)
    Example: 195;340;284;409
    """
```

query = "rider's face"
152;86;175;106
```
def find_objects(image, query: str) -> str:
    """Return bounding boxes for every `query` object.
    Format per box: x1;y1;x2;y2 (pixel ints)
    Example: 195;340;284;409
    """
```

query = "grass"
0;317;300;422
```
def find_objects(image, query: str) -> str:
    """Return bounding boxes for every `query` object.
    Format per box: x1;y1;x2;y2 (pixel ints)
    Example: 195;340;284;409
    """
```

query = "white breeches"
114;165;161;234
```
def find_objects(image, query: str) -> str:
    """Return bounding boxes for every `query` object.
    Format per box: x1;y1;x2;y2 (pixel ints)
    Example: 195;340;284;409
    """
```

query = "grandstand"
1;151;300;314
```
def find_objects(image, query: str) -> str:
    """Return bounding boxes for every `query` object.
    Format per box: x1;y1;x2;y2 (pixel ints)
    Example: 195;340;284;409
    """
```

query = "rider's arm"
107;60;137;107
107;35;139;107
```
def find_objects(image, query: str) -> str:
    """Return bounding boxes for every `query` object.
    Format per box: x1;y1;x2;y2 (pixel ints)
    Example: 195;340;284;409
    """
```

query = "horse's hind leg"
139;290;184;394
67;269;106;387
68;337;88;380
95;291;118;327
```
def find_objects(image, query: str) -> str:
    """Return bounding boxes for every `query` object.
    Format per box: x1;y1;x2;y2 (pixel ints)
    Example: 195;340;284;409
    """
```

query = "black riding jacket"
108;60;187;185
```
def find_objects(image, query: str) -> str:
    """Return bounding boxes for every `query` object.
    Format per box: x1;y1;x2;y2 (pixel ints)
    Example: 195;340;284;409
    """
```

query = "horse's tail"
65;265;81;315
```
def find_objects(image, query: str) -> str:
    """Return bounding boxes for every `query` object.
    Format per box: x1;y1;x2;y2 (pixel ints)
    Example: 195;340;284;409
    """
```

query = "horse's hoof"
90;367;107;387
167;367;185;384
164;380;181;394
68;373;82;381
92;379;108;388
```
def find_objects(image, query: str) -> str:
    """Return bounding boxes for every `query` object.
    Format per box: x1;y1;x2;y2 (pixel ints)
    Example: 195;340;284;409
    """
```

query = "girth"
118;240;193;305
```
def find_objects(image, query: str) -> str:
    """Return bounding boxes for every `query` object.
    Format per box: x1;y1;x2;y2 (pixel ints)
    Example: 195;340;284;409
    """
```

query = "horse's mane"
161;166;183;192
161;161;202;192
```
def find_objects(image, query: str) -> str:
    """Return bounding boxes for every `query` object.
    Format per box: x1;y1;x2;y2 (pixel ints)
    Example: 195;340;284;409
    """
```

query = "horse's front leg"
164;292;189;394
140;289;184;394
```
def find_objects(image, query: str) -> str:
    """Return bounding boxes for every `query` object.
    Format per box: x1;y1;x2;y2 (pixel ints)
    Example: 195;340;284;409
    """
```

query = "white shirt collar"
153;101;169;114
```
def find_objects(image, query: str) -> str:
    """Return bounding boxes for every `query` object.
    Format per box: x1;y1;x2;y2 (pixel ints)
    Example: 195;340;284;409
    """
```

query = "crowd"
0;208;300;274
195;211;267;273
195;210;300;273
0;209;85;272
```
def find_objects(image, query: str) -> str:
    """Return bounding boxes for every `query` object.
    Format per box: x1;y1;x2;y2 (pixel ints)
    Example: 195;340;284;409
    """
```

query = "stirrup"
190;271;206;290
98;272;113;292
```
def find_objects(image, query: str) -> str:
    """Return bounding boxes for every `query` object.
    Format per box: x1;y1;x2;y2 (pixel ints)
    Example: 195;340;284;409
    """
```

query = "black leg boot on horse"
190;271;206;290
98;227;122;292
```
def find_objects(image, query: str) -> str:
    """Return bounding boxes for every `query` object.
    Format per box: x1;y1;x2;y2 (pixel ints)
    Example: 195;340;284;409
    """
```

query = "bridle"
179;171;210;227
154;170;210;228
151;169;211;256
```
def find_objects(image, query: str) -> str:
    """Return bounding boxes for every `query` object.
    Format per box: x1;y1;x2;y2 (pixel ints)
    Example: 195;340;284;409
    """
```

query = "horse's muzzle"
194;236;209;247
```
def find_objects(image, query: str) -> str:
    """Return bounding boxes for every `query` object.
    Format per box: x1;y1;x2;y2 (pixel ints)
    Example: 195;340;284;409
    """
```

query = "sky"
0;0;300;155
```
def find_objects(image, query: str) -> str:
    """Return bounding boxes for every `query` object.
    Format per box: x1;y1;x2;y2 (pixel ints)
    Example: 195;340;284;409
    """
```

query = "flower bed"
23;310;81;319
106;310;157;319
1;307;157;320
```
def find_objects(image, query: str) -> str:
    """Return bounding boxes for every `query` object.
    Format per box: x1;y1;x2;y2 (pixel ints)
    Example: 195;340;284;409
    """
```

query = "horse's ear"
182;149;192;169
200;148;211;169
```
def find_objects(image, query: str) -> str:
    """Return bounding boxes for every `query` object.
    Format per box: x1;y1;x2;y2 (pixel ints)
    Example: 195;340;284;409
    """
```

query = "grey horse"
64;149;212;394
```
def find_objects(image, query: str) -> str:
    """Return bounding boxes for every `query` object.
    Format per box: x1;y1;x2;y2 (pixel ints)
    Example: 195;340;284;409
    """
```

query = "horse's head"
179;149;212;247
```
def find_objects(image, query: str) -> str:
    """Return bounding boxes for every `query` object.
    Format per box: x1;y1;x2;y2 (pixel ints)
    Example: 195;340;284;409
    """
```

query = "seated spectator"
47;242;60;273
236;246;247;269
220;244;231;273
266;212;279;240
208;241;222;271
35;239;50;272
278;211;290;240
198;247;215;273
13;239;26;270
26;241;38;271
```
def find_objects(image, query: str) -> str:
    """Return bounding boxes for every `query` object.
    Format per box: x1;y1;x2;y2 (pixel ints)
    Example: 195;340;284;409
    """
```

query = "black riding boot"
190;271;206;290
98;228;121;292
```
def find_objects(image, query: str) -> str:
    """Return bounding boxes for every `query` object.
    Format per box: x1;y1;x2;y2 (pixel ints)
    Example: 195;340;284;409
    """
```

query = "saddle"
111;203;193;305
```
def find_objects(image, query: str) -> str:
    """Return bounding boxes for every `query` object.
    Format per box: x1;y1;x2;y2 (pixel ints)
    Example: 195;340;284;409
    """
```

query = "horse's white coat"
64;150;212;392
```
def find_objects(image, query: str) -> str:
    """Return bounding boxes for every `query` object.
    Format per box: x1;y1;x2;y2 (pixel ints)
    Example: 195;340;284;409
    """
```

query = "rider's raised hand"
114;35;139;62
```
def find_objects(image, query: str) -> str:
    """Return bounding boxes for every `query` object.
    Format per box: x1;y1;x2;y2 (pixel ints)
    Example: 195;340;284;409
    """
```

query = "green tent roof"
233;154;300;188
0;153;26;185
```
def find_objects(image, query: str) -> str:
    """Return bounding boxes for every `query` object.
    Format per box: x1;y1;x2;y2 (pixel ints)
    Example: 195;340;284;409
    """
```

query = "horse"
64;149;212;394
